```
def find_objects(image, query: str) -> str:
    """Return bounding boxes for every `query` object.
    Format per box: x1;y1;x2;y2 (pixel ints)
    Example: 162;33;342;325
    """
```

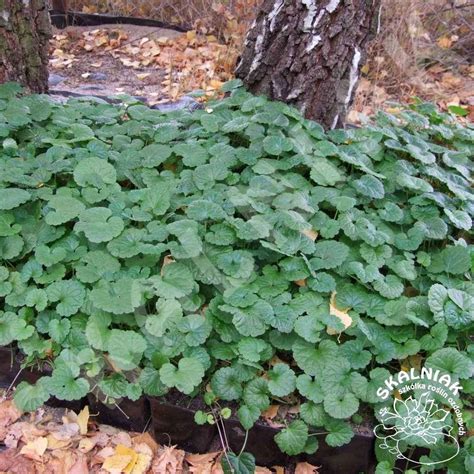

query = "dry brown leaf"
111;431;132;447
95;445;116;462
261;405;279;421
133;442;154;458
186;452;220;464
441;72;462;88
49;421;79;440
301;228;318;241
20;436;48;460
273;467;285;474
78;437;96;453
327;291;352;335
295;462;320;473
437;35;454;49
15;420;47;441
400;354;423;373
446;96;461;107
48;449;76;474
294;279;307;287
161;255;176;274
77;406;89;435
0;399;23;422
0;399;23;439
288;404;300;415
46;433;71;450
255;468;273;474
69;453;89;474
132;432;159;455
98;423;121;436
209;79;224;89
186;451;221;473
347;109;361;124
0;448;35;474
89;431;110;447
152;445;185;473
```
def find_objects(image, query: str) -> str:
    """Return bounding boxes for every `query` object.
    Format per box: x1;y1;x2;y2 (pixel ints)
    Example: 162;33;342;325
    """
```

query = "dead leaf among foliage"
295;462;321;474
185;451;223;473
327;291;353;335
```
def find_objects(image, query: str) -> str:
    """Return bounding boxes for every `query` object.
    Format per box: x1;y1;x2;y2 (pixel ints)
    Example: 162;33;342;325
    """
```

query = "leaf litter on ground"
0;395;319;473
49;25;235;103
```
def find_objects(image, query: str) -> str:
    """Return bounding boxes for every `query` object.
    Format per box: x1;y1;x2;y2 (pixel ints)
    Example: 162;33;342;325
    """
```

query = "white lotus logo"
374;392;460;465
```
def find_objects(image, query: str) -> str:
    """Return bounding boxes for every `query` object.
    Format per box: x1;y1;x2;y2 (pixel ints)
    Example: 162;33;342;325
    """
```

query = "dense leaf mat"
0;80;473;469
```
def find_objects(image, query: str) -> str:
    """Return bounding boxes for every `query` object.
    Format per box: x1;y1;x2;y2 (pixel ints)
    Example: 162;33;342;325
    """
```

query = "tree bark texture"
236;0;380;129
0;0;51;93
51;0;68;13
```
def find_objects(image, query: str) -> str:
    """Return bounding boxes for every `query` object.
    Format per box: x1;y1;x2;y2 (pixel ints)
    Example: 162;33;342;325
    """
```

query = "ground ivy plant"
0;80;473;471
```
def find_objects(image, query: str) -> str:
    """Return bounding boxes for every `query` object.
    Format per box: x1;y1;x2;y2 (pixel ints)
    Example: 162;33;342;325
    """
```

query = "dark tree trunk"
0;0;51;93
52;0;68;12
236;0;380;129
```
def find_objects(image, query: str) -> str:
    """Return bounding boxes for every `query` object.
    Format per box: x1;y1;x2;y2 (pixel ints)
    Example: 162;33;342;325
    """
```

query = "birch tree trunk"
236;0;380;129
0;0;51;93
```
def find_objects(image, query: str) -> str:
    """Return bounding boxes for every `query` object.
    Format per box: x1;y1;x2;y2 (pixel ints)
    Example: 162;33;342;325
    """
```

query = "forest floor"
0;395;316;473
48;24;474;122
1;17;471;474
48;24;231;106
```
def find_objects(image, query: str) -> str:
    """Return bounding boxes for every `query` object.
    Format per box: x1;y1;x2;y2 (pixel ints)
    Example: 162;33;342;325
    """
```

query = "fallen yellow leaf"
77;406;89;435
46;434;71;450
327;291;352;335
103;454;133;473
131;453;152;474
115;444;139;474
20;436;48;460
186;30;197;41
